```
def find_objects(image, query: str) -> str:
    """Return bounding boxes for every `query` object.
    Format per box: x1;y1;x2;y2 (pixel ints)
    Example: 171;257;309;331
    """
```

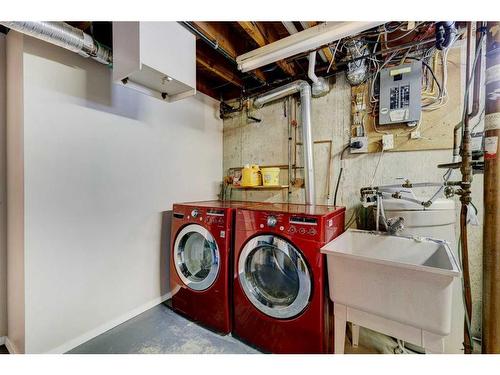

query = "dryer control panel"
172;205;226;228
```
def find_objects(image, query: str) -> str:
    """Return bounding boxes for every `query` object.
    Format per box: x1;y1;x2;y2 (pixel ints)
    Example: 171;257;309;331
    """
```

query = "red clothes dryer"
232;203;345;353
169;200;265;334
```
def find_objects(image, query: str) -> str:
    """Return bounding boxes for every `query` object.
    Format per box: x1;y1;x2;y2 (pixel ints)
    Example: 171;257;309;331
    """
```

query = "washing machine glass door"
238;235;311;319
174;224;220;291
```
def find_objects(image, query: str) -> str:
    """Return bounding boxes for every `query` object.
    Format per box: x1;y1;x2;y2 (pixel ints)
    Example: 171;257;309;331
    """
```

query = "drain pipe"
308;51;330;97
0;21;112;65
254;81;316;205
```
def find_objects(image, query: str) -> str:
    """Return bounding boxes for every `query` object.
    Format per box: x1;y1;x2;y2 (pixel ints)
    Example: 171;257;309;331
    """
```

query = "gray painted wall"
6;32;222;353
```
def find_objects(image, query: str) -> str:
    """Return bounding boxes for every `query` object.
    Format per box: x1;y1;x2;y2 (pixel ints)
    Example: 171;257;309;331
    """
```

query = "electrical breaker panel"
379;61;422;125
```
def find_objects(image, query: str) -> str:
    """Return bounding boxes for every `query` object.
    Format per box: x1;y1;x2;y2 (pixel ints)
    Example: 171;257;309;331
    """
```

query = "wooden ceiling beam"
237;21;297;76
192;22;267;83
196;50;244;88
196;78;219;100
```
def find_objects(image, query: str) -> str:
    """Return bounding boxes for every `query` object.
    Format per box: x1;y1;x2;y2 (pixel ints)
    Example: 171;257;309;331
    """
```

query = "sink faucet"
375;195;405;235
385;216;405;235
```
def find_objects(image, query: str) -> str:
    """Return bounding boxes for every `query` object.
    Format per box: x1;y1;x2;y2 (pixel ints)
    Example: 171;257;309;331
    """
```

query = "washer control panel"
252;212;322;240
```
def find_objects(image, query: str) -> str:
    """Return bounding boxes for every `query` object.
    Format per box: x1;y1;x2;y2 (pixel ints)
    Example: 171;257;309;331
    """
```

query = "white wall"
0;33;7;339
7;32;223;353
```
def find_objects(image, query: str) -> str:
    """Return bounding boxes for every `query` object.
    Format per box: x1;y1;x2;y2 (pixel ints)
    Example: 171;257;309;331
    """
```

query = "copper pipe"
460;22;474;354
482;21;500;354
461;205;473;353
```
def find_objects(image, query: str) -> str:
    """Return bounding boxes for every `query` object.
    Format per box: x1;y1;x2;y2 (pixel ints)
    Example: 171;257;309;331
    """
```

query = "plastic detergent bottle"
241;164;262;187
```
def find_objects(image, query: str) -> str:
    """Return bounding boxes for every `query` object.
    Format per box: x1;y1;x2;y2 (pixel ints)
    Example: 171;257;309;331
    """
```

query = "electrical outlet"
382;134;394;150
410;130;421;139
350;137;369;153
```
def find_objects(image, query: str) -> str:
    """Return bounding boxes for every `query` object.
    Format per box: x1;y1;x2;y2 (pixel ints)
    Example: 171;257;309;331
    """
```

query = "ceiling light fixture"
236;21;385;73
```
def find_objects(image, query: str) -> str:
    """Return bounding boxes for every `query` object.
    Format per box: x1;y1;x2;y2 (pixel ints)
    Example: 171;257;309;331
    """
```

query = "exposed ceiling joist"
196;51;244;88
237;21;296;76
192;21;267;83
196;79;219;100
282;21;299;35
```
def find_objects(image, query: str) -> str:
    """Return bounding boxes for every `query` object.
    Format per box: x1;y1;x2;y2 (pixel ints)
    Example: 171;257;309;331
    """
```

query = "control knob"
266;216;278;227
191;209;199;218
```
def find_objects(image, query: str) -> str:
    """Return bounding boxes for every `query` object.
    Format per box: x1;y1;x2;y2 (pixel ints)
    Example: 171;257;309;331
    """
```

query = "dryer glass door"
174;224;220;291
238;235;311;319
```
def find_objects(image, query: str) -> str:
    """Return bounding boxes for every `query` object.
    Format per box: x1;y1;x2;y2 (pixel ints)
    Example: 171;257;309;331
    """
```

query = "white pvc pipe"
308;51;319;84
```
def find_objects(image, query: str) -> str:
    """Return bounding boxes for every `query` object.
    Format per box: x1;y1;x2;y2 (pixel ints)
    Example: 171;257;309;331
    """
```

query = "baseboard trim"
45;292;173;354
5;337;19;354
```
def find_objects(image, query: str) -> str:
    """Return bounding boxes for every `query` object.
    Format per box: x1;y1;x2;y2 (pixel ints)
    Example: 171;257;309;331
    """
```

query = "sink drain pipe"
254;80;316;205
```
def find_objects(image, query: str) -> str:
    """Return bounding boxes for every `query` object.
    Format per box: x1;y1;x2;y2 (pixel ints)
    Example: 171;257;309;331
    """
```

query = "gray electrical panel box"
379;61;422;125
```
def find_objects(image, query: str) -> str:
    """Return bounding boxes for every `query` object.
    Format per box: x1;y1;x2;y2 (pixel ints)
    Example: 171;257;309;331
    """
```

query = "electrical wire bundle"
333;22;460;122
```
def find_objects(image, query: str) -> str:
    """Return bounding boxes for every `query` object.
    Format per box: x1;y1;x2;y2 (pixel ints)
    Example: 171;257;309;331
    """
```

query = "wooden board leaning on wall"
352;43;464;153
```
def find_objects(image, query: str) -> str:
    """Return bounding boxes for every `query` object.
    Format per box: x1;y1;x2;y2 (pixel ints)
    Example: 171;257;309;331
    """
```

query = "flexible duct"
345;39;369;85
0;21;112;65
254;81;316;205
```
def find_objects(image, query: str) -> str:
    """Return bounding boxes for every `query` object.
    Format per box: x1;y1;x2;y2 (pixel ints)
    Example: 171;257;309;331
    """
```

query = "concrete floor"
68;303;259;354
68;302;374;354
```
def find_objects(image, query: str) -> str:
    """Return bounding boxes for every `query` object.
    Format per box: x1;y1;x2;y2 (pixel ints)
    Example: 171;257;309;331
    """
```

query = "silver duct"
0;21;112;65
345;39;369;85
254;81;316;205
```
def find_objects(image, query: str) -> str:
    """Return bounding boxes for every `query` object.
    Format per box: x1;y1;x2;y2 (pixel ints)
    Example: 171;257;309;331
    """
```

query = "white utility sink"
321;229;461;353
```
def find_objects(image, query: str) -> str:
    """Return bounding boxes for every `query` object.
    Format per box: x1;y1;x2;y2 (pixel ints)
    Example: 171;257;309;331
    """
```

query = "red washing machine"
169;200;266;334
232;203;345;353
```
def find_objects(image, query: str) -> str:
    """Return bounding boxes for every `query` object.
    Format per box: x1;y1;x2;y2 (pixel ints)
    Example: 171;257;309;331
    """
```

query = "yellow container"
261;167;280;186
241;164;262;187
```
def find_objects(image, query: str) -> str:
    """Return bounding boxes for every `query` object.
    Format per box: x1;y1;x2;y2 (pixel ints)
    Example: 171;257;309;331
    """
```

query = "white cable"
370;149;384;187
326;39;341;73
